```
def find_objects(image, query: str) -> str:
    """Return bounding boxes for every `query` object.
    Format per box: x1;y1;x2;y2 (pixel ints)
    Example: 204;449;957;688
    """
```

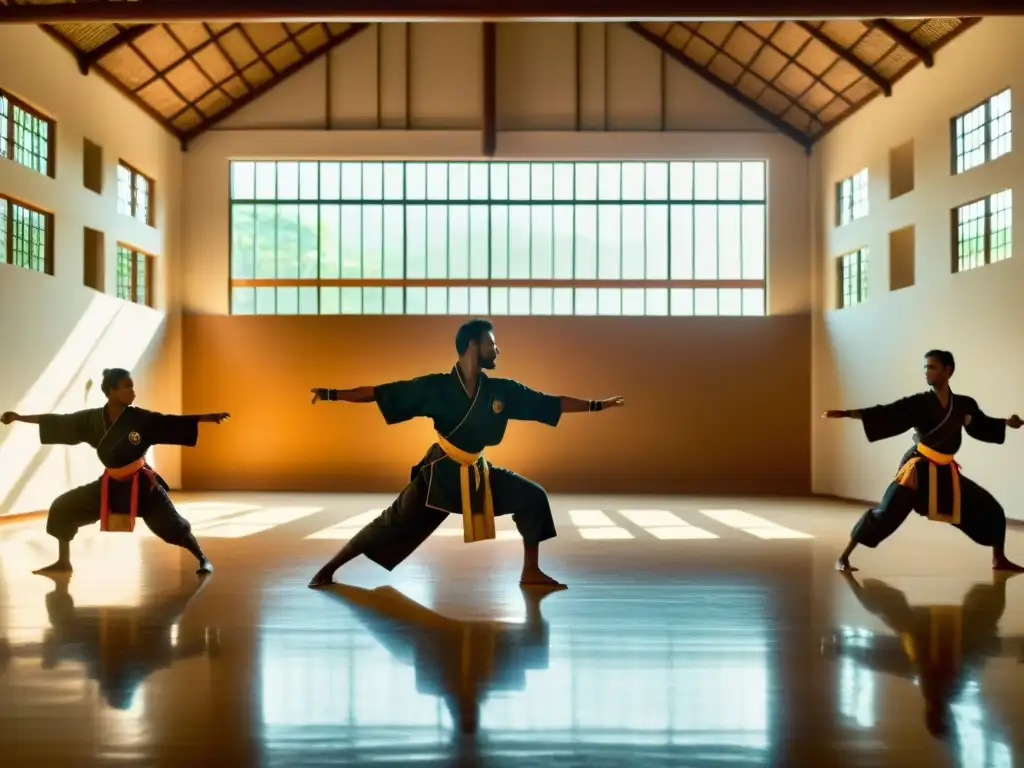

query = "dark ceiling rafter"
796;21;891;97
626;22;813;152
77;24;155;74
869;18;934;66
0;0;1007;23
178;22;370;147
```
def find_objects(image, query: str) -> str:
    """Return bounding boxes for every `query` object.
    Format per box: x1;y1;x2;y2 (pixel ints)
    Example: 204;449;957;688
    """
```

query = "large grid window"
117;161;154;226
228;160;768;317
0;195;53;275
0;87;54;178
836;169;868;227
953;189;1012;273
838;248;868;308
116;245;152;305
952;89;1012;175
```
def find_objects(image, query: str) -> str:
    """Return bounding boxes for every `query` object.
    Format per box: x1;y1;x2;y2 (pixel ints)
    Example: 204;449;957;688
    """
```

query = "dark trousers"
46;476;193;545
851;474;1006;549
350;465;558;571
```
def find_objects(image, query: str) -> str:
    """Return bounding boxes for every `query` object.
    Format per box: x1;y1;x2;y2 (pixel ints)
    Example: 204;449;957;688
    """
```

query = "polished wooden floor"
1;492;1022;767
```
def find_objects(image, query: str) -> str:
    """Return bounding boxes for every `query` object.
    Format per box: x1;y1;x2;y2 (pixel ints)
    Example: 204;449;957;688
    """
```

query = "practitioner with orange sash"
307;318;624;590
1;368;230;576
822;350;1024;573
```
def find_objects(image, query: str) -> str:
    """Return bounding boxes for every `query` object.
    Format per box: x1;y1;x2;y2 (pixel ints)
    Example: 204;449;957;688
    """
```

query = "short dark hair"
100;368;131;395
924;349;955;373
455;318;494;355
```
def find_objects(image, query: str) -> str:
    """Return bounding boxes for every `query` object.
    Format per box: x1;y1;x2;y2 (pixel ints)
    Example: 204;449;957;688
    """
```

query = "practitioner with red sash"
1;368;229;575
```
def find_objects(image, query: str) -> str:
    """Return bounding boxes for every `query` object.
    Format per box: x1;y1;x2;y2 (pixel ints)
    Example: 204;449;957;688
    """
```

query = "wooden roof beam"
627;22;812;152
0;1;1004;23
77;24;156;74
179;23;370;147
869;19;934;67
797;22;891;97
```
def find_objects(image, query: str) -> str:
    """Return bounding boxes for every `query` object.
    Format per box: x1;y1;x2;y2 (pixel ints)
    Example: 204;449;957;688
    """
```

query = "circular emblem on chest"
492;399;504;414
128;431;141;445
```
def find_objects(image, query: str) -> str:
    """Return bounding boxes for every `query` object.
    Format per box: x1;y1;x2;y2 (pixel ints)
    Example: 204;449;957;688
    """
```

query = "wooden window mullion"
984;197;992;266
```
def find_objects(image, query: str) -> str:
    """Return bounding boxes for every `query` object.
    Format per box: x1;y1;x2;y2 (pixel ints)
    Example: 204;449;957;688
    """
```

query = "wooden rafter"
797;21;891;97
179;23;371;146
0;0;1002;22
78;24;156;73
869;19;934;67
627;22;812;151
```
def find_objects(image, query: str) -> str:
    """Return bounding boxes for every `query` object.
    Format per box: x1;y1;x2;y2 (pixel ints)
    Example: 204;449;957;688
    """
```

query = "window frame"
117;160;156;227
950;189;1012;274
225;159;769;318
836;247;868;309
0;193;55;275
116;243;153;306
950;88;1012;175
835;168;868;227
0;86;56;179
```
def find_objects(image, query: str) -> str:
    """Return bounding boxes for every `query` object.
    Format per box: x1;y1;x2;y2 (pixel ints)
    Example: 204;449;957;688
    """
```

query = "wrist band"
316;388;337;401
589;400;603;412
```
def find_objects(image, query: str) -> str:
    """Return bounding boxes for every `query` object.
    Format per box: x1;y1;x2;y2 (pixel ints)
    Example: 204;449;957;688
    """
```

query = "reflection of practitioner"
1;368;230;576
822;350;1024;573
0;575;220;709
307;318;624;590
824;572;1024;738
326;584;553;734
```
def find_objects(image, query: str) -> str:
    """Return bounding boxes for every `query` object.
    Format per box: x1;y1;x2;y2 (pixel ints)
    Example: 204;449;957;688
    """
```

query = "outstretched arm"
1;412;44;425
503;381;624;428
2;410;94;445
965;401;1019;444
313;376;439;425
821;395;918;442
310;386;376;404
559;396;626;413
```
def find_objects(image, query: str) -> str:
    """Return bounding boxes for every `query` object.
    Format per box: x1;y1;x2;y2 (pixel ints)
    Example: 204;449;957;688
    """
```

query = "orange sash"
893;443;961;525
99;458;156;533
436;433;496;543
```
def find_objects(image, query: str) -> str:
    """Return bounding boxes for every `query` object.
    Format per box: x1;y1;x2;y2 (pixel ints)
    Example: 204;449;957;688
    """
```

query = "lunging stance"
1;368;230;575
307;318;625;590
822;350;1023;573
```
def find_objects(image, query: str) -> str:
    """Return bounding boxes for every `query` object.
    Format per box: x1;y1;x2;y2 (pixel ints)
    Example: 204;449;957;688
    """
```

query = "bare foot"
33;560;72;575
308;571;336;589
835;557;859;573
519;568;567;590
197;559;214;575
992;556;1024;572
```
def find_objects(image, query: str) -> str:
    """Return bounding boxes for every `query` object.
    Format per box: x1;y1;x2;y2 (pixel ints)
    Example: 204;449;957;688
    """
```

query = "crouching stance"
307;318;625;590
1;368;230;576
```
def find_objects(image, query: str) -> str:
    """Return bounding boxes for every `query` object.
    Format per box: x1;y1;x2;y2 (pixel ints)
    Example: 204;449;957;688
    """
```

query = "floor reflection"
825;572;1021;766
259;577;775;766
0;574;219;710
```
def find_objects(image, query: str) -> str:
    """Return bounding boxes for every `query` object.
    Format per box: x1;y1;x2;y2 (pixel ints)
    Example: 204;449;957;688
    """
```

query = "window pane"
469;286;489;314
254;205;277;278
298;286;318;314
645;162;668;200
383;163;404;200
575;287;597;315
277;162;299;199
383;205;404;278
717;162;741;201
255;162;276;199
575;163;597;200
490;205;508;279
508;206;530;278
621;162;644;199
742;288;765;316
742;162;765;201
449;205;470;278
575;205;597;279
298;205;319;279
670;288;693;316
255;286;275;314
341;287;362;314
320;286;340;314
645;205;668;279
362;162;384;200
449;286;470;315
694;162;717;199
340;205;362;278
553;207;574;279
319;205;340;279
598;205;621;279
622;288;644;316
426;286;447;314
598;287;621;315
406;206;427;278
670;205;693;279
363;287;384;314
383;286;403;314
531;205;553;279
469;206;489;279
341;162;362;199
509;287;531;315
320;162;341;199
531;163;553;201
509;164;530;200
231;204;256;279
427;205;448;278
406;163;426;199
276;286;298;314
362;205;383;278
232;162;256;199
231;286;255;314
717;205;741;279
670;162;693;200
449;163;470;200
553;287;573;315
490;287;509;315
598;163;620;201
694;207;718;279
299;162;319;200
490;163;508;200
621;205;645;279
531;287;553;315
469;163;489;200
694;288;718;315
741;205;766;280
553;163;574;200
646;288;669;316
719;288;742;316
406;286;426;314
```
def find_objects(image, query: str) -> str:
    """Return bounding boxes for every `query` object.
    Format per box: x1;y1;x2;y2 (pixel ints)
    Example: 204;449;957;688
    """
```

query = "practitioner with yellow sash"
1;367;230;576
307;318;625;590
822;350;1024;573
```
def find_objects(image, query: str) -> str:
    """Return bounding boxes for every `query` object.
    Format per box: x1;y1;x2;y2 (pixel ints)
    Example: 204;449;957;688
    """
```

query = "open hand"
821;410;847;419
0;412;17;425
1008;414;1023;429
311;388;322;405
207;413;231;424
602;397;625;409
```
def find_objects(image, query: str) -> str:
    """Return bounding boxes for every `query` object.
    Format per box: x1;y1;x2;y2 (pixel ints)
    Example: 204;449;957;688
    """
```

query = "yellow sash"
435;433;496;543
893;443;961;525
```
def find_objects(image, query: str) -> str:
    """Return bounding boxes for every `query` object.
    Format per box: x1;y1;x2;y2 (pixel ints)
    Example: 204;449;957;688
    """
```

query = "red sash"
99;458;156;533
